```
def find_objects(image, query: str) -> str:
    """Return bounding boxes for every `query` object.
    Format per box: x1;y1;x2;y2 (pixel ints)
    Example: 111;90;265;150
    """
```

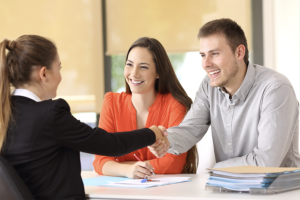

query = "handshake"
148;125;170;158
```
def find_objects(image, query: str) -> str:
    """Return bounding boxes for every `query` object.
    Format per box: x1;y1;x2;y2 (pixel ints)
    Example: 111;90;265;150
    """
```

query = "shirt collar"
233;62;256;102
12;89;42;102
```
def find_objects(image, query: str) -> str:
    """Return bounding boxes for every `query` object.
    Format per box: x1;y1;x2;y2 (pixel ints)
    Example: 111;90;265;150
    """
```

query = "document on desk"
106;176;191;188
83;175;191;188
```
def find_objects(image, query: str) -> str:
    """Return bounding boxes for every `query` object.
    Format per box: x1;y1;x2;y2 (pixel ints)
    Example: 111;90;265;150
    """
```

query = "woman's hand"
126;161;154;179
148;125;169;158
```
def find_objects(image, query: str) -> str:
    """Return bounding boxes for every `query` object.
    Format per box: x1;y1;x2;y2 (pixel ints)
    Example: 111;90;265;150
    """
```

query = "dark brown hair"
0;35;57;152
198;18;249;65
125;37;198;173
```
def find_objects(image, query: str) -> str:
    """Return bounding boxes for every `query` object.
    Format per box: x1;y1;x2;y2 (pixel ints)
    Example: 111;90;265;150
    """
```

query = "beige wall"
0;0;252;113
106;0;252;54
0;0;104;113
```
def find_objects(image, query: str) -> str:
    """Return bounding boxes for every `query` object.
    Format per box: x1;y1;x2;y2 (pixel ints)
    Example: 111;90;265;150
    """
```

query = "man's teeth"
209;70;221;75
131;80;143;84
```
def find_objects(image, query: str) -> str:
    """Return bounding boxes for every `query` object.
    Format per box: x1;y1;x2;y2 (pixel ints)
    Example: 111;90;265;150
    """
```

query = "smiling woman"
93;37;199;179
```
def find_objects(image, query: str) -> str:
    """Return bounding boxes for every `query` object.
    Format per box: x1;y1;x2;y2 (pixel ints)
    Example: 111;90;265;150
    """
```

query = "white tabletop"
82;171;300;200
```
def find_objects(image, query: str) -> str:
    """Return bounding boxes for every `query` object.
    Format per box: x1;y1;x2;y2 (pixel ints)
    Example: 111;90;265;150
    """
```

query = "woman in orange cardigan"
93;37;198;179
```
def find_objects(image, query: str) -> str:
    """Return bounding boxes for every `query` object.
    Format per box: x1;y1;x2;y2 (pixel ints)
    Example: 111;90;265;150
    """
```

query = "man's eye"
212;52;219;56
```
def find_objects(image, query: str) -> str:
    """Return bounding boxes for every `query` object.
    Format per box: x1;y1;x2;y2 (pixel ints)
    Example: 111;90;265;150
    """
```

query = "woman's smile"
130;79;144;86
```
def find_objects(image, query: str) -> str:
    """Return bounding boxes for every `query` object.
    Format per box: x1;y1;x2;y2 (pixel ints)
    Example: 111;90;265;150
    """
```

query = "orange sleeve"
93;93;117;175
149;98;188;174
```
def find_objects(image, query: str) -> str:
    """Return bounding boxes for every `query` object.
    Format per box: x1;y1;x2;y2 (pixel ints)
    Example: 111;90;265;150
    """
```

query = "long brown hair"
125;37;198;173
0;35;57;152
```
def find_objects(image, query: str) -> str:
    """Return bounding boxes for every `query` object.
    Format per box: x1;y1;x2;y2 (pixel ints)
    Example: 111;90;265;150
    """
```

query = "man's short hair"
198;18;249;65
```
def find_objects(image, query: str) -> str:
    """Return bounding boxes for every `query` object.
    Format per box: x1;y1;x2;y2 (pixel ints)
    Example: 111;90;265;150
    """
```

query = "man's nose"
202;56;212;69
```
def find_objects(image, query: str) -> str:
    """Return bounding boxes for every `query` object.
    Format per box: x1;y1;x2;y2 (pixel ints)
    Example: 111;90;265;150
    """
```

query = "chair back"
0;155;35;200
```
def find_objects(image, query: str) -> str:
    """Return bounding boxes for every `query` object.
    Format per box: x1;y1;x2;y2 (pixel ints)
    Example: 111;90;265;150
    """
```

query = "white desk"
82;171;300;200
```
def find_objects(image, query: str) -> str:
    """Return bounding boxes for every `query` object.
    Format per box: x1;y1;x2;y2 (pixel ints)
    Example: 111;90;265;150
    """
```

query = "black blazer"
2;96;155;200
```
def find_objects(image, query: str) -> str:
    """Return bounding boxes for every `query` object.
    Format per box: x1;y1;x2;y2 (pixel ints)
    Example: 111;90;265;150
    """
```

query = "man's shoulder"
254;64;292;88
199;75;212;90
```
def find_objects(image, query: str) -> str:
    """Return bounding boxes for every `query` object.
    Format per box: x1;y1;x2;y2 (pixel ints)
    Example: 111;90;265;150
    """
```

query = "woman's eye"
140;66;148;69
126;63;132;67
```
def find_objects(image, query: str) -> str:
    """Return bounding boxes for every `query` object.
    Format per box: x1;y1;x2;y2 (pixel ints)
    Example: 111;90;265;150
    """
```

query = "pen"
141;179;160;183
134;154;156;175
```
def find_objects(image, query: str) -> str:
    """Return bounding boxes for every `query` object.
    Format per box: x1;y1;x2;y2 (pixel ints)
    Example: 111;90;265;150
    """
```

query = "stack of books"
205;166;300;194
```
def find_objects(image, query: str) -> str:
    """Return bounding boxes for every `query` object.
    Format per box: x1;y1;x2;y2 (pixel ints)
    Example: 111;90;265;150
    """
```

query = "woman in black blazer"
0;35;168;200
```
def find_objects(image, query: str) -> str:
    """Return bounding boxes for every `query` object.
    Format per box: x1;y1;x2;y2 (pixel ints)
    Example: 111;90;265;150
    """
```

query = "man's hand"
148;125;169;158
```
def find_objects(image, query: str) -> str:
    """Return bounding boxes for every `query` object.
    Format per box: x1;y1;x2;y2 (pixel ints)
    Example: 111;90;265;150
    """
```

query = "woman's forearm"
102;161;135;177
102;160;153;178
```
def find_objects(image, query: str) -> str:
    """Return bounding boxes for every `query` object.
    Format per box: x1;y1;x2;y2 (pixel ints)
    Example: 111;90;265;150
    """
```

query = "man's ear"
156;73;159;79
38;66;48;82
236;44;246;61
236;45;246;61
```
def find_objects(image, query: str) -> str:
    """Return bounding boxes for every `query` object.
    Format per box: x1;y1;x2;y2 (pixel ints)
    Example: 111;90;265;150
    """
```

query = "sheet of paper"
207;165;300;174
83;175;191;188
104;176;191;188
211;171;268;177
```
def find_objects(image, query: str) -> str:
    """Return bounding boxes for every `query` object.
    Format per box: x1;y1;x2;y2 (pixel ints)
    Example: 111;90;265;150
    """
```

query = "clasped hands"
148;125;169;158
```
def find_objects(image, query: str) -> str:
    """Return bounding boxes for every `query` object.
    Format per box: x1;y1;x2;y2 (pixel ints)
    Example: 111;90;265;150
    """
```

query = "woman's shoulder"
104;92;131;106
11;96;65;117
51;98;71;112
160;93;181;105
161;93;175;100
159;93;186;111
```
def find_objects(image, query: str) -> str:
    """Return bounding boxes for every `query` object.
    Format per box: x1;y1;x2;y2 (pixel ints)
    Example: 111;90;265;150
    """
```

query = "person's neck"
19;84;46;101
224;62;247;97
131;90;157;112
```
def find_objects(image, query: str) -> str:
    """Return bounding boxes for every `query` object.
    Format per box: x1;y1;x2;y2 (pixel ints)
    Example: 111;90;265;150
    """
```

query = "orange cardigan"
93;92;188;175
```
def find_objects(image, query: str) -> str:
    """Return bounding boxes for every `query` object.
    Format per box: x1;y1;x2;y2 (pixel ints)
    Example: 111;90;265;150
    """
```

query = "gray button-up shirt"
167;63;300;168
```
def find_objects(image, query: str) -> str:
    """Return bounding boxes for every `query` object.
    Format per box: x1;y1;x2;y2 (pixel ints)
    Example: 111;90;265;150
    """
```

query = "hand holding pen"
133;154;156;179
134;154;156;176
126;154;155;179
133;154;160;183
134;154;160;183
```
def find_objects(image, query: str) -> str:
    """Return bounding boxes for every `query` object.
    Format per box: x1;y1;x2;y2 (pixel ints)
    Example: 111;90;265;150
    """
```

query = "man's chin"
210;81;220;88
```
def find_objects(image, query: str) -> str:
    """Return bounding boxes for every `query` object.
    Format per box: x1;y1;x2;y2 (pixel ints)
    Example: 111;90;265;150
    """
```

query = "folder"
205;166;300;194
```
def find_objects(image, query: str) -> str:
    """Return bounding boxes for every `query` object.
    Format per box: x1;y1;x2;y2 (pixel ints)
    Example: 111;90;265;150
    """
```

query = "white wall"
274;0;300;100
263;0;300;149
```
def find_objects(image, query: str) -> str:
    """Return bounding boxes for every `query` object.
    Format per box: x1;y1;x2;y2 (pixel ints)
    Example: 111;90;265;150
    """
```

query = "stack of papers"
83;175;191;188
206;166;300;193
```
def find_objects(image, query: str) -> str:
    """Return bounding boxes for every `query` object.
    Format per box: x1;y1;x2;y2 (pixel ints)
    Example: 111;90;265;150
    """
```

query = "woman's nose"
131;66;140;77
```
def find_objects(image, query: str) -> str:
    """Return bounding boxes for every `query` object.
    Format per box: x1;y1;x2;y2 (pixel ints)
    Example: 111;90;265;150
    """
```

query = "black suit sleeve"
46;99;156;156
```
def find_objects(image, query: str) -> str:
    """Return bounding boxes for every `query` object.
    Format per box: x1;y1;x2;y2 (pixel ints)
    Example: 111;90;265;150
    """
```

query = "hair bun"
6;40;16;51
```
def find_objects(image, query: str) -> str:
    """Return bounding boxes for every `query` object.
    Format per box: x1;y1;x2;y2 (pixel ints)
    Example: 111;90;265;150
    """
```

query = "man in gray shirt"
151;18;300;168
